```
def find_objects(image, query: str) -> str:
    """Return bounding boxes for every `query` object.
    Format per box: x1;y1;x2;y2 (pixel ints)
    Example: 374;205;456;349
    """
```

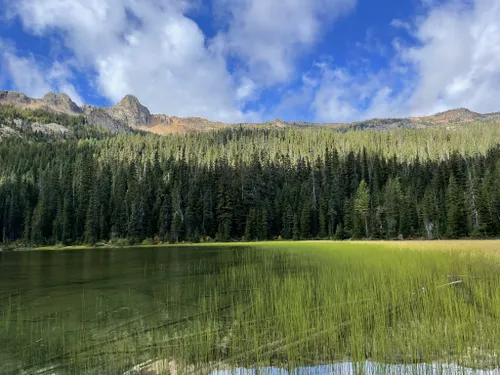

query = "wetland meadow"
1;241;500;374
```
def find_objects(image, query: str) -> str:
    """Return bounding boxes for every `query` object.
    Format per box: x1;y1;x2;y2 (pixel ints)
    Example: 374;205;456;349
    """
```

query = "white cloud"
1;45;83;104
311;66;410;122
390;19;412;33
6;0;247;121
2;52;51;98
5;0;355;122
236;77;257;101
11;0;499;124
403;0;500;115
46;61;84;105
311;0;500;121
214;0;356;86
355;28;389;56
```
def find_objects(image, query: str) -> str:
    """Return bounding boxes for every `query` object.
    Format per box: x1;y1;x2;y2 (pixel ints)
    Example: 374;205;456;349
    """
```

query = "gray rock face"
0;90;32;104
0;90;83;115
86;108;135;134
151;114;172;126
107;95;152;128
0;90;144;133
2;89;500;137
42;92;83;114
0;125;21;139
30;122;68;134
13;118;30;130
1;117;68;138
81;104;94;114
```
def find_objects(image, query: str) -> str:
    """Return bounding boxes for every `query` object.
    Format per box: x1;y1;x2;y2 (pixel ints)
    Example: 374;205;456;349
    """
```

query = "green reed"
1;242;499;374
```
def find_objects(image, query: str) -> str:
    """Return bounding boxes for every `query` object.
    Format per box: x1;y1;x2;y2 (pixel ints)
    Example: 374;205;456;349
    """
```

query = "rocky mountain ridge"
1;90;498;135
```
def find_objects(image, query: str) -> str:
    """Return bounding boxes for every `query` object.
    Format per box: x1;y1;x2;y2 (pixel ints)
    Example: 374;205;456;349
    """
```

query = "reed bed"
0;242;499;374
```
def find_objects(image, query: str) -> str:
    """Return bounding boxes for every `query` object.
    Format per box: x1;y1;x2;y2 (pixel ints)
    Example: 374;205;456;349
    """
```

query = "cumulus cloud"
6;0;497;123
1;44;83;104
403;0;500;115
390;19;412;33
310;65;411;122
4;0;356;122
5;0;246;121
1;52;51;98
311;0;500;121
214;0;356;86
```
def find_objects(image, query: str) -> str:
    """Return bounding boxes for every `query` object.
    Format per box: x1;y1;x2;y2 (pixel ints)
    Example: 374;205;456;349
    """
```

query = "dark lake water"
0;246;248;374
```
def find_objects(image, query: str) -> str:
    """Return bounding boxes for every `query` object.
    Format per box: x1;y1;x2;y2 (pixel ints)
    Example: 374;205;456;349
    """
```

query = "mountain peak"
109;94;151;128
0;90;31;104
1;89;499;135
41;92;82;114
435;107;475;115
424;107;482;123
42;91;70;102
117;94;142;108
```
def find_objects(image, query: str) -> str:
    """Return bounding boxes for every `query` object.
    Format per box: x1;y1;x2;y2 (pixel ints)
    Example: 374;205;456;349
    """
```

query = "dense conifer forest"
1;107;500;246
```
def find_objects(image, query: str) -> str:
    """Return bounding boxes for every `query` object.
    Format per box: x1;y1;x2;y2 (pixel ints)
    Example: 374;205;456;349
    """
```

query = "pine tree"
244;208;257;241
171;212;182;243
281;204;293;239
354;180;370;238
85;184;100;244
300;203;311;239
259;207;269;240
400;186;419;238
421;187;438;239
159;195;172;241
2;119;500;245
318;197;328;238
292;214;300;240
383;178;402;238
334;223;345;240
61;195;74;244
446;175;468;238
216;178;233;241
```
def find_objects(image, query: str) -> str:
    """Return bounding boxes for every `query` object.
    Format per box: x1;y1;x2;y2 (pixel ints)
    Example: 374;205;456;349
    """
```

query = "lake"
1;243;499;374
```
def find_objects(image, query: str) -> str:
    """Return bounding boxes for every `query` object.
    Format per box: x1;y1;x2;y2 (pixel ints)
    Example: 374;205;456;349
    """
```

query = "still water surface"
1;246;232;373
0;245;498;374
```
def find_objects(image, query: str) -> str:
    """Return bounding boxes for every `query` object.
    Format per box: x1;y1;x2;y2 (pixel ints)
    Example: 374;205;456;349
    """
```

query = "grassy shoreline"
15;239;500;254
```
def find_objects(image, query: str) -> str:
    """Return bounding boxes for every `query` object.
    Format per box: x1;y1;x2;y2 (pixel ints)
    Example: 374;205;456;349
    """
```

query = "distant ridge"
0;89;498;135
410;108;484;123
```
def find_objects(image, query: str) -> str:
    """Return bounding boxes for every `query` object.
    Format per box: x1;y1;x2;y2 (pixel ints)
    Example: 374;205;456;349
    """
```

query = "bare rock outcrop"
41;92;83;114
0;90;33;106
30;122;69;135
86;107;135;134
1;89;500;136
0;90;83;115
107;95;152;128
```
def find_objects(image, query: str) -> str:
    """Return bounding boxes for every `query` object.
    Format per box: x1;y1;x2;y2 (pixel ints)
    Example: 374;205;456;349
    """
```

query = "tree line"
1;133;500;246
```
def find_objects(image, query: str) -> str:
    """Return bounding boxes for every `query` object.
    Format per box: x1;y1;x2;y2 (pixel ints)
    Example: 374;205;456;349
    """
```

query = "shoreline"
3;238;500;253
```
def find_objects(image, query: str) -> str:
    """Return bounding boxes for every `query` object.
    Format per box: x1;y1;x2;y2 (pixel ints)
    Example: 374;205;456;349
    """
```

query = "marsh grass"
1;242;499;374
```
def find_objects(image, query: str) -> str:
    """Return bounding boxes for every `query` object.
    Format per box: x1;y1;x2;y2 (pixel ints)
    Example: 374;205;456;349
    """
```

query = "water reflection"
211;362;499;375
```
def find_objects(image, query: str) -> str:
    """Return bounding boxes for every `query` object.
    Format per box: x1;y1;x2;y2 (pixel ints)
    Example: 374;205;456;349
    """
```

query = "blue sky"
1;0;499;123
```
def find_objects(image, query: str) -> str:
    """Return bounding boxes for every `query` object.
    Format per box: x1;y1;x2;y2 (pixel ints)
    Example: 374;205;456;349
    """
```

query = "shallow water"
0;246;237;373
1;244;499;374
212;362;499;375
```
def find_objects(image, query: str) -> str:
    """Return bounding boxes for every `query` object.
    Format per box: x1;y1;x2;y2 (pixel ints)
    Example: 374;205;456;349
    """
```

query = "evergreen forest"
2;107;500;246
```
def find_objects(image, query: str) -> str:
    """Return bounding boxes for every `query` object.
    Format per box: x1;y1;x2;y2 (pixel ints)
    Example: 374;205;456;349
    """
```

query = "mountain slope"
1;89;499;136
0;91;82;114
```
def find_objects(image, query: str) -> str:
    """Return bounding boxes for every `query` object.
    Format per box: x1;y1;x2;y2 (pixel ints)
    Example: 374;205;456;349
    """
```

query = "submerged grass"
1;242;499;374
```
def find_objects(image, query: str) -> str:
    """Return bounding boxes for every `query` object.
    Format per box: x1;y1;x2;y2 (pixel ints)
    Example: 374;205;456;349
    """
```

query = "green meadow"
1;241;499;374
